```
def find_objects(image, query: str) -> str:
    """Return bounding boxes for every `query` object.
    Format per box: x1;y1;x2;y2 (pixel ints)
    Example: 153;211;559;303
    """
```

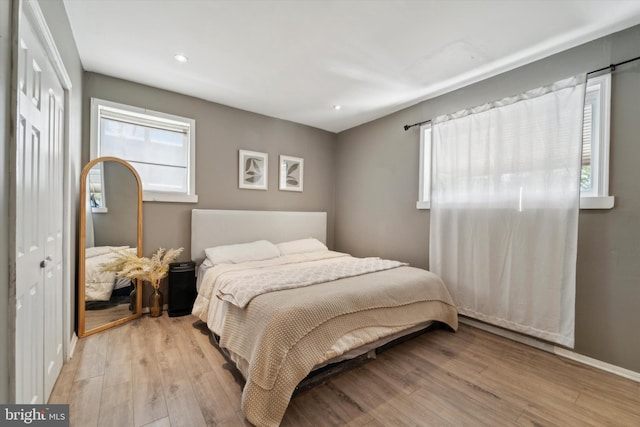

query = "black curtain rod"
587;54;640;76
403;54;640;131
403;119;430;131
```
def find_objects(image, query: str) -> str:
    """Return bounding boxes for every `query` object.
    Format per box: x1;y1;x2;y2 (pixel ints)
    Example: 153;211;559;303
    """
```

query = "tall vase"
149;287;163;317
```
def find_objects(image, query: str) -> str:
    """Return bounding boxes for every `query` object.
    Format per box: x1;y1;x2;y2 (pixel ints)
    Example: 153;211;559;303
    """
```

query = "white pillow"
204;240;279;265
276;238;328;256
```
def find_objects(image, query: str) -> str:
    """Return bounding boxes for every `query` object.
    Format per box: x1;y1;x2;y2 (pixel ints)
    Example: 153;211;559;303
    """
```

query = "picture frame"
279;155;304;192
239;150;268;190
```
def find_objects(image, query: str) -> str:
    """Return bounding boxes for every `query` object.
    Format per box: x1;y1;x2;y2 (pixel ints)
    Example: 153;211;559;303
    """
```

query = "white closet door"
15;8;64;404
43;77;64;400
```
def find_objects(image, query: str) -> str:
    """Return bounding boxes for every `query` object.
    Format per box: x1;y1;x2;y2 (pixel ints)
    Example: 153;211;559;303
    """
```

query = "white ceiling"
63;0;640;133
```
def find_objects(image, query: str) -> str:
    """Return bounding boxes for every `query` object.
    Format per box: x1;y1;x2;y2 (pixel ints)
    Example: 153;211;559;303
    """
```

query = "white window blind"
91;98;197;203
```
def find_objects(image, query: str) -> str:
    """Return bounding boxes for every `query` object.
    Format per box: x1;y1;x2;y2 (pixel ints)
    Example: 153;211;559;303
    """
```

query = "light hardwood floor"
49;314;640;426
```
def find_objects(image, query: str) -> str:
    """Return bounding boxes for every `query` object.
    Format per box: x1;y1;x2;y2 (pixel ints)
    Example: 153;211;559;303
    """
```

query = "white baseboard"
459;316;640;383
552;347;640;383
67;333;78;360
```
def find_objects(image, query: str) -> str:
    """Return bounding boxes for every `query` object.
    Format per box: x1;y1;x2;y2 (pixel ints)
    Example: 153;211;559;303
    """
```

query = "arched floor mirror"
78;156;143;337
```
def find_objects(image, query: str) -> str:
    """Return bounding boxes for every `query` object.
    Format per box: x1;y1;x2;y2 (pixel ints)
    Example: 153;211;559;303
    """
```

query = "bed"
191;209;458;427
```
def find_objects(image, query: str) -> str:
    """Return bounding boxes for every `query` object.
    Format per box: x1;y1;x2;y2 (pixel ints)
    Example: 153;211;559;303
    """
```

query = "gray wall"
0;0;12;404
335;25;640;372
83;72;336;302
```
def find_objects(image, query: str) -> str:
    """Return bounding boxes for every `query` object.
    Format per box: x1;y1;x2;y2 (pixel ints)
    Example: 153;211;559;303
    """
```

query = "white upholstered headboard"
191;209;327;264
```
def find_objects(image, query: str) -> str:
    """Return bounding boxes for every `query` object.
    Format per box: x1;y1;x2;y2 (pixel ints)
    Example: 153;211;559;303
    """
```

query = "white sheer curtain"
429;75;586;347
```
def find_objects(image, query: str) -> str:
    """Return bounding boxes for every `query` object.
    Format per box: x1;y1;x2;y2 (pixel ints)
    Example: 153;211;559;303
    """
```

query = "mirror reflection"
79;157;142;336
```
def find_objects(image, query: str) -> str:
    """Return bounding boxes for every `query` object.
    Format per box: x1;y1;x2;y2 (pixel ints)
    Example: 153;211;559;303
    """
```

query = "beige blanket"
217;255;407;308
193;253;458;427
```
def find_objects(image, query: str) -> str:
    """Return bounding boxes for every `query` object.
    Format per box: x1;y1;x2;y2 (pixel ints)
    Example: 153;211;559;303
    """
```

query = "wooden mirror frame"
78;156;143;337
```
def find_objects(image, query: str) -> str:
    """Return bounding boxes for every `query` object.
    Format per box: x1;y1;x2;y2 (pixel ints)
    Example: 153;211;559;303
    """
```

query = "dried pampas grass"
100;247;183;289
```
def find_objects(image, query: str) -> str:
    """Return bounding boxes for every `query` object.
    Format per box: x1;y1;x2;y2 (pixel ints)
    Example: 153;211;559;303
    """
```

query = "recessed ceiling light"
174;53;189;63
333;105;342;110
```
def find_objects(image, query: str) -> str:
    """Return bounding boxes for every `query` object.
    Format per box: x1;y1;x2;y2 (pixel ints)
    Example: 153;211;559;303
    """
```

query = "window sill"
91;207;108;214
418;197;614;210
143;192;199;203
580;196;614;209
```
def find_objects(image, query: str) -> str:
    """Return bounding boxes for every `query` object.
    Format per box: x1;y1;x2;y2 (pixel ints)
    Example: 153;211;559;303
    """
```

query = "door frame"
8;0;74;402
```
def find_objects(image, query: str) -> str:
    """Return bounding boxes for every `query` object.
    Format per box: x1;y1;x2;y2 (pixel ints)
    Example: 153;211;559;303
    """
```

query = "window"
417;123;431;209
418;75;614;210
90;98;197;203
580;74;614;208
88;163;107;213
